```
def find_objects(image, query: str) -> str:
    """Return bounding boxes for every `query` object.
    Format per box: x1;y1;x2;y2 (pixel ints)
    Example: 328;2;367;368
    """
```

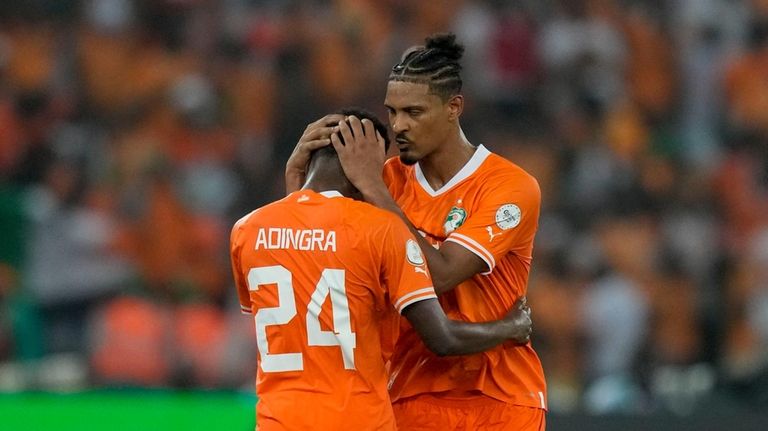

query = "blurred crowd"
2;0;768;417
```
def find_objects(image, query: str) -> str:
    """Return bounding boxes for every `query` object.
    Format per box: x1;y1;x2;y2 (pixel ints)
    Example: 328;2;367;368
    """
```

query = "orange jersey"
384;145;547;410
230;190;437;431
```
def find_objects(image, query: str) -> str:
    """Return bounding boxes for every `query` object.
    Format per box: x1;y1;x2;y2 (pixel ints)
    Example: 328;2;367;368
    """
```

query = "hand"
285;114;345;193
330;115;387;194
503;297;532;345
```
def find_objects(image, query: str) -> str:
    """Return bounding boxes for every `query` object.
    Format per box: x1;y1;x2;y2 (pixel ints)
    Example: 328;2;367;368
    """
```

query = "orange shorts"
392;394;546;431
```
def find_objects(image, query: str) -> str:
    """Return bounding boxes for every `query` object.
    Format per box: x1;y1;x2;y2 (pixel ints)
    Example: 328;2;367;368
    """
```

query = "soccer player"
232;108;532;431
286;34;547;430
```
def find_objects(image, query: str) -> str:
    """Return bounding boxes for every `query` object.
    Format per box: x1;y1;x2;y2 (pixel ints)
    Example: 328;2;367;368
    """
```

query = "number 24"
247;265;356;372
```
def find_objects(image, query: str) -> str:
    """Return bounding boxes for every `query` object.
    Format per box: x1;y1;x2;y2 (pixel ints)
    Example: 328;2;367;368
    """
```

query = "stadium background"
2;0;768;429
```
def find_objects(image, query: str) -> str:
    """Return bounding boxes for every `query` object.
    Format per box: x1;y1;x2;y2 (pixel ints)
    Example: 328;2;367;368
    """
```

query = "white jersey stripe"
397;293;438;314
446;233;496;272
394;287;437;311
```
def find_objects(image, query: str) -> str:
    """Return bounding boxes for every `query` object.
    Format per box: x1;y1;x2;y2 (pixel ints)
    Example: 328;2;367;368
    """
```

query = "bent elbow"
432;347;452;358
429;344;452;357
425;338;459;357
431;277;456;296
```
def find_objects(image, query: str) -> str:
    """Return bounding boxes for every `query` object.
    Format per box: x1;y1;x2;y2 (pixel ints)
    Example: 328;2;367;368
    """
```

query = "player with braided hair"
389;35;464;102
286;33;546;430
237;107;532;431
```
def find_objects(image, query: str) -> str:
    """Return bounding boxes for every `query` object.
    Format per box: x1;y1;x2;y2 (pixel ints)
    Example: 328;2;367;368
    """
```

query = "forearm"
406;299;514;356
432;319;512;356
361;184;459;294
285;167;304;194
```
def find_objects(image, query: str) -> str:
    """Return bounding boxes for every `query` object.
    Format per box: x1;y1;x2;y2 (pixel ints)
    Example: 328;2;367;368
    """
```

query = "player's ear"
447;95;463;122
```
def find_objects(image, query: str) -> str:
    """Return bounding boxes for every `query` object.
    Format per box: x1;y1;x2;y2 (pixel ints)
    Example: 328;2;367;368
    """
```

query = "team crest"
495;204;521;230
406;239;425;265
443;206;467;234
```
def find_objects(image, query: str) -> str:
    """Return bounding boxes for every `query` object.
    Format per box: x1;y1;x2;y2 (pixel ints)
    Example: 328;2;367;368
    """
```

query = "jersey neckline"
414;144;491;197
318;190;343;198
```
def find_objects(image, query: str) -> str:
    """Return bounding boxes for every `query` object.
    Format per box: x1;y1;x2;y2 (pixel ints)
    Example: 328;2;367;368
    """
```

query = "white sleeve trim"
397;293;438;314
445;233;495;275
394;287;436;311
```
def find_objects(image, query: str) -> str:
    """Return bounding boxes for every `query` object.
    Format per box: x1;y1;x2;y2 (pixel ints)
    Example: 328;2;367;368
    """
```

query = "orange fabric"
383;145;547;411
230;190;436;431
392;393;546;431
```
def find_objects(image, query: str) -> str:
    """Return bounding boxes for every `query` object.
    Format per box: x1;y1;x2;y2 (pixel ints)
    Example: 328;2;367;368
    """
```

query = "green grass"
0;390;256;431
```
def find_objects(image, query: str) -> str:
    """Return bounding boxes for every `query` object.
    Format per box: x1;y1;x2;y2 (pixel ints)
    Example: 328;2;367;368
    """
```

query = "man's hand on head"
331;115;388;194
285;114;344;194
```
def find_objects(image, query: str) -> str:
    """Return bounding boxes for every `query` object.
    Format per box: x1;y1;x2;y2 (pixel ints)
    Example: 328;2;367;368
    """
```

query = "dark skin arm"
402;296;532;356
352;181;487;294
331;116;489;294
285;114;344;193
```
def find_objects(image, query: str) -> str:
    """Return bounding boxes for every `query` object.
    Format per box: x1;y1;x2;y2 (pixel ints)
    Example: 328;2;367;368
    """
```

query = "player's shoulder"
231;195;292;232
343;197;403;231
481;150;537;181
479;150;540;194
232;210;256;231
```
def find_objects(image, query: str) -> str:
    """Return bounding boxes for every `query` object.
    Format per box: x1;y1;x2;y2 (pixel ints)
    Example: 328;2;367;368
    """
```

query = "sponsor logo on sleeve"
495;204;521;230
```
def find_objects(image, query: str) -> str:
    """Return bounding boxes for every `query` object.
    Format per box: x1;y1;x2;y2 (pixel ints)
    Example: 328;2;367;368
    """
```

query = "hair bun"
424;33;464;61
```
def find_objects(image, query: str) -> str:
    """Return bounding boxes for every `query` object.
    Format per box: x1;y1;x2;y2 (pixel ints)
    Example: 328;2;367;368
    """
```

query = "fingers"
521;296;531;318
513;296;527;309
310;115;383;159
361;118;375;137
521;315;533;344
347;115;365;140
375;130;386;153
330;130;345;154
342;116;380;146
300;114;345;146
308;114;345;129
302;125;338;143
337;117;356;149
300;138;332;152
362;118;387;153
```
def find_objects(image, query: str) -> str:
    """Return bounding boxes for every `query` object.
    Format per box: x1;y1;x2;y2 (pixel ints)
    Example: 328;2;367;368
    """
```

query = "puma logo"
414;266;429;276
486;226;503;242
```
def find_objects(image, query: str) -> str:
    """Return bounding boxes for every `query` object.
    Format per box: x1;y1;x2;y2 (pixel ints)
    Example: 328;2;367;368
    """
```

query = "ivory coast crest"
443;206;467;234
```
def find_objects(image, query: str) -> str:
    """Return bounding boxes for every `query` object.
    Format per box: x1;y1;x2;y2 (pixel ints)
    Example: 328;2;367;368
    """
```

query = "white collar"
318;190;343;198
414;145;491;197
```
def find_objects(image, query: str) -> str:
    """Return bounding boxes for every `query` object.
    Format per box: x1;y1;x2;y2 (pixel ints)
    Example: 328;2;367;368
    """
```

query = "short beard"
399;153;419;165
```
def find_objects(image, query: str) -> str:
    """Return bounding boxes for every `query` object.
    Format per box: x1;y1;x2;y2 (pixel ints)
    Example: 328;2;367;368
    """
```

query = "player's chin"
399;151;419;166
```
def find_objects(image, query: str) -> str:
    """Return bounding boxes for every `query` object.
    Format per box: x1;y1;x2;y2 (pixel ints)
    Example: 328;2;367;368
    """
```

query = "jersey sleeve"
444;173;541;275
229;217;253;314
379;215;438;314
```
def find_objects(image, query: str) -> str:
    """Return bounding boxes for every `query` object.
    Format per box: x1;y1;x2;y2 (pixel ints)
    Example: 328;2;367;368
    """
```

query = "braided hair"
389;33;464;102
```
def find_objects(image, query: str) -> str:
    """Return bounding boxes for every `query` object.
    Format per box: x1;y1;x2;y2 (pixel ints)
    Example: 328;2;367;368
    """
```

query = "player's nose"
390;115;408;134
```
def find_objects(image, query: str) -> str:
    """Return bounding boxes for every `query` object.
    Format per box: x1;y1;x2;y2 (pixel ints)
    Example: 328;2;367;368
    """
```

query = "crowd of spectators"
2;0;768;417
